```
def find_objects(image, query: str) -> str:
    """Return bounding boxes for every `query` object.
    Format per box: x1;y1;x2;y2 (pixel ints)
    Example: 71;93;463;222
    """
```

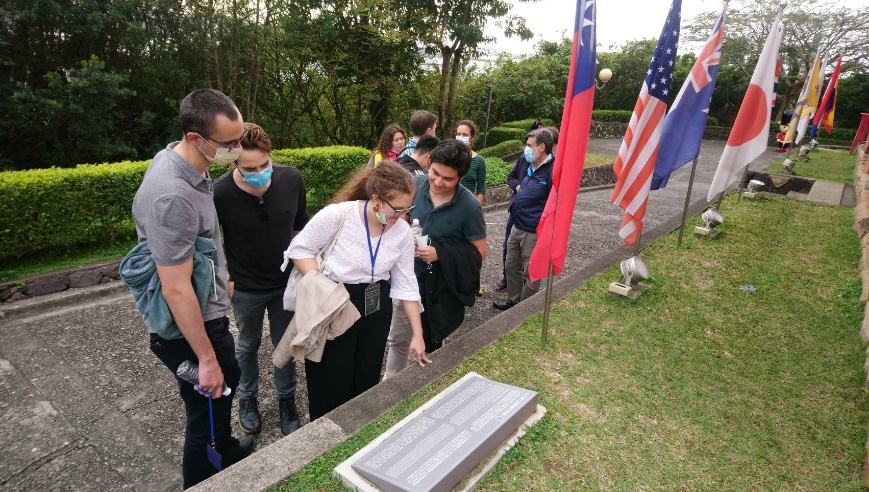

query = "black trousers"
149;316;242;489
305;280;391;421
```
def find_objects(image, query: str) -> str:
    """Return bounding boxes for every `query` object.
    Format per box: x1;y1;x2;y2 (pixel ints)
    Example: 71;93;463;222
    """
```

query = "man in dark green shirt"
383;139;487;378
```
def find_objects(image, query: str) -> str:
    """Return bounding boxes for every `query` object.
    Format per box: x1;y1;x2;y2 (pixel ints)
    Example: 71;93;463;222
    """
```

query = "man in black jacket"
493;128;554;310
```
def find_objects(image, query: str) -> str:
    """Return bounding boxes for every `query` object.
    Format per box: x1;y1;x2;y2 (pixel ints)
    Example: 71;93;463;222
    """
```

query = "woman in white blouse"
285;161;431;420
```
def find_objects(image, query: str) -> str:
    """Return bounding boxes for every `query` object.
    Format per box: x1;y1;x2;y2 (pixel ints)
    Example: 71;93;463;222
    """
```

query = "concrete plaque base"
335;372;543;492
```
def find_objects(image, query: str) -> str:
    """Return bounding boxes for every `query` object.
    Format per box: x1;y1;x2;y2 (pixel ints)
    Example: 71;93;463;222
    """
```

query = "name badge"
364;282;380;316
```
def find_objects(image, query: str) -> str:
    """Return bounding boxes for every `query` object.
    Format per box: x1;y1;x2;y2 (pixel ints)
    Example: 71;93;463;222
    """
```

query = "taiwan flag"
527;0;596;282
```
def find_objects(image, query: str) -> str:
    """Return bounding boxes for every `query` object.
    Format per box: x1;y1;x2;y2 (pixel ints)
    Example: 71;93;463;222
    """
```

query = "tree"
413;0;534;135
684;0;869;123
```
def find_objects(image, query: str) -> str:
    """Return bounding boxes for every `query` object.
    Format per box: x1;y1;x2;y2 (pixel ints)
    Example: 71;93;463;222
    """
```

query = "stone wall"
850;142;869;488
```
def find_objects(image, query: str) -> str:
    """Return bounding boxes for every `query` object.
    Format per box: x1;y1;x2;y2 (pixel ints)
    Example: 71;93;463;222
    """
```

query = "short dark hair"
528;128;555;155
179;89;240;135
414;134;440;154
429;139;471;177
409;110;438;137
544;126;559;144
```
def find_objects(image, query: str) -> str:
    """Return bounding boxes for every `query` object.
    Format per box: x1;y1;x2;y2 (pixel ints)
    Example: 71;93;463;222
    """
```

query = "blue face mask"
523;147;535;164
240;165;273;188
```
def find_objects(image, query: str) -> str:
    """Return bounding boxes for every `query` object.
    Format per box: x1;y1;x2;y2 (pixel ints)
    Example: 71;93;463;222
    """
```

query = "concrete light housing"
694;208;723;238
608;256;650;299
743;179;765;199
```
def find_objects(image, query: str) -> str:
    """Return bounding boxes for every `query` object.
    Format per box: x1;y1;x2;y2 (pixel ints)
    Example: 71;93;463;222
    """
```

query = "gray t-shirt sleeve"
147;194;199;266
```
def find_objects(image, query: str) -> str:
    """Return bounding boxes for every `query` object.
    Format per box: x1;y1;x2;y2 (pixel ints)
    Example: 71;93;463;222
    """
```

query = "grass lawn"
0;239;137;283
277;194;868;491
768;148;856;184
585;153;614;167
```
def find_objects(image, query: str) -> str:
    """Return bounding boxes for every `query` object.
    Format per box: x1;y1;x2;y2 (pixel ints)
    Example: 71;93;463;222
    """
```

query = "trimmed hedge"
484;157;512;187
592;110;633;123
478;140;524;159
500;118;555;130
0;146;369;262
706;116;719;127
483;127;528;148
270;146;370;210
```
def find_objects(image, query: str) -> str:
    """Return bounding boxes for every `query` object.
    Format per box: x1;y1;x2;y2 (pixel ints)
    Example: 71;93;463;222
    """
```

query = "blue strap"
208;396;216;446
363;200;386;283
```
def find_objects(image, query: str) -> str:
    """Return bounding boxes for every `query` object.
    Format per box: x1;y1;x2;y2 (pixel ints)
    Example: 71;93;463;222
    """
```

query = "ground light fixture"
743;179;765;199
608;256;650;299
694;208;723;238
782;158;794;173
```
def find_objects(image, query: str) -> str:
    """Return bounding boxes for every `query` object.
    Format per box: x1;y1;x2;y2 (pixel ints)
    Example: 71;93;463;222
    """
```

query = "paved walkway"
0;139;785;491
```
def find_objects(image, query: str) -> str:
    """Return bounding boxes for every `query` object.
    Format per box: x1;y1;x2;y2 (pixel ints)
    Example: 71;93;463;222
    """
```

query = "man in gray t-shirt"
132;88;254;488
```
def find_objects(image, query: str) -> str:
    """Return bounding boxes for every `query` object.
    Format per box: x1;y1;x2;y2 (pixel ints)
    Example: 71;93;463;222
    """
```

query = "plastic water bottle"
176;360;231;396
411;219;422;257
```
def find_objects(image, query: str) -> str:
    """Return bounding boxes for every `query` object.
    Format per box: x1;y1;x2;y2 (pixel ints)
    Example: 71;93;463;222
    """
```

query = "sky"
483;0;869;58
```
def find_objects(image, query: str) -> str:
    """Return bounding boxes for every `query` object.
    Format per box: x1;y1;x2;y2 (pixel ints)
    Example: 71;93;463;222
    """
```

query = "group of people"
129;88;558;489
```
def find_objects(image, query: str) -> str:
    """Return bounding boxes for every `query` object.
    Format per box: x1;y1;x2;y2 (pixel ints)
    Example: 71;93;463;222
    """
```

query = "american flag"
610;0;682;246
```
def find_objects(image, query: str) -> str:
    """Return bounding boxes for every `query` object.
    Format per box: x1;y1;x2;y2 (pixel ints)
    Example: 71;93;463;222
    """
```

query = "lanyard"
363;200;386;283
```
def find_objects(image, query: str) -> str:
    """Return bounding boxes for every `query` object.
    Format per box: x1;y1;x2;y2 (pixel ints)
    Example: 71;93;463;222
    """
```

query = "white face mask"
197;138;242;165
456;135;471;145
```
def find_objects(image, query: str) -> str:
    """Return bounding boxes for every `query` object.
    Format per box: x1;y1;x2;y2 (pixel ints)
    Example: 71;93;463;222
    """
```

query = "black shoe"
279;397;301;436
224;435;256;466
238;398;262;434
493;299;517;311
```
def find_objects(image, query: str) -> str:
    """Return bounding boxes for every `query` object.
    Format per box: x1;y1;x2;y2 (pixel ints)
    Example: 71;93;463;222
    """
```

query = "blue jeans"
232;288;297;399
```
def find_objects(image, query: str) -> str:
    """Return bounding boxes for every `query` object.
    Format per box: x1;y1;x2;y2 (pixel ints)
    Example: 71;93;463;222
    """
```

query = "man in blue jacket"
493;128;555;310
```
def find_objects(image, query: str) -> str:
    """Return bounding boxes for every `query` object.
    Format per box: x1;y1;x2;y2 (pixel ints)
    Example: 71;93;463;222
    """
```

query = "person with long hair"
455;119;487;205
284;161;430;420
369;124;408;168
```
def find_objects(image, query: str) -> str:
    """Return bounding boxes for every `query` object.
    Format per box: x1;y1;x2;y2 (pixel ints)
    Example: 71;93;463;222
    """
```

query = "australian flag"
651;5;727;190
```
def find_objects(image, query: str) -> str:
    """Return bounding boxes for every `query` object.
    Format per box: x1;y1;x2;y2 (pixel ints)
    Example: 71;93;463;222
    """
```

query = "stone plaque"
350;374;538;492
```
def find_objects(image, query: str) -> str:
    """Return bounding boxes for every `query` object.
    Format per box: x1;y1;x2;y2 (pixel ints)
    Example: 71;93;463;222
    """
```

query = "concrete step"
806;180;846;206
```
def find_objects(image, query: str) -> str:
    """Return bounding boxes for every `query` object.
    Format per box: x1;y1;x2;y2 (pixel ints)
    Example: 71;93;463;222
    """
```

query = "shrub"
500;118;555;130
271;146;370;210
483;127;528;147
484;157;512;187
0;160;148;262
706;116;719;127
478;140;525;159
0;146;370;262
592;110;633;123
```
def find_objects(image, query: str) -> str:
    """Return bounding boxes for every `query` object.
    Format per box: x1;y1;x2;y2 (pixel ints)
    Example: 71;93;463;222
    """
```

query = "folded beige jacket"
273;270;361;367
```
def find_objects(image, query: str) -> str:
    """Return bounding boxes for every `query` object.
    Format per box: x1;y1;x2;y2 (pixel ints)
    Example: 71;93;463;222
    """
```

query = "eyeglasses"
255;197;270;224
383;197;415;216
197;127;250;149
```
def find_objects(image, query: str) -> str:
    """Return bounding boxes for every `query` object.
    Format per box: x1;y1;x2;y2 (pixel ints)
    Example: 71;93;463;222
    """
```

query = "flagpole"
541;263;554;342
736;166;749;203
633;230;643;256
676;156;700;248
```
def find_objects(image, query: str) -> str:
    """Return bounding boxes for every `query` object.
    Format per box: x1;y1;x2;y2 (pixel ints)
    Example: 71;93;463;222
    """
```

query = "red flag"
527;0;597;282
611;0;682;246
813;55;841;134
